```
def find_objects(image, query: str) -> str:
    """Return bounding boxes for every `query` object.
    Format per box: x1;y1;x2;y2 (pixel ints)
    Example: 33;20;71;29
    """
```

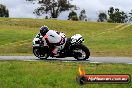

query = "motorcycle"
32;33;90;60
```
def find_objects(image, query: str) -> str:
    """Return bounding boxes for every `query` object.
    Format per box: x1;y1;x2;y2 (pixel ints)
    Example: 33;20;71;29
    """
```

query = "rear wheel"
72;44;90;60
33;47;50;60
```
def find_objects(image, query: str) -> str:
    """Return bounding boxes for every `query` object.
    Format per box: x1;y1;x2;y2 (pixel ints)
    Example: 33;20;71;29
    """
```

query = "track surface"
0;56;132;64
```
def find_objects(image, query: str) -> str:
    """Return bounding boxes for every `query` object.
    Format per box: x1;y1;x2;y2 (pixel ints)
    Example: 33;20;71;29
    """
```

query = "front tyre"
72;44;90;60
33;47;49;60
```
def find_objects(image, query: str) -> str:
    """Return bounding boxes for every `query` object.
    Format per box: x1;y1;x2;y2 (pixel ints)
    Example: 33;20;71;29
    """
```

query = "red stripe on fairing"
44;34;48;38
44;34;50;43
52;48;57;54
43;34;51;47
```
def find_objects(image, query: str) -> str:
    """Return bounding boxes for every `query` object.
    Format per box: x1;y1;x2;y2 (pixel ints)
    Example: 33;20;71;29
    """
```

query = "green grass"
0;18;131;88
0;61;132;88
0;18;132;56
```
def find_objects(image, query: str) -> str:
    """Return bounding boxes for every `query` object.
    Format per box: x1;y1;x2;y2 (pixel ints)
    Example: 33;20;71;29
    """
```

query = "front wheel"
33;47;50;60
71;44;90;60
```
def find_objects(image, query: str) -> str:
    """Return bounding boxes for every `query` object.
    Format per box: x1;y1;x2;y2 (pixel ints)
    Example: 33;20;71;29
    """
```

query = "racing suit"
42;30;66;55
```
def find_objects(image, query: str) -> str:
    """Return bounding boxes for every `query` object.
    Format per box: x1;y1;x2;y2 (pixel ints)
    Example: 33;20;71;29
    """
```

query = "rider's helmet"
40;26;49;36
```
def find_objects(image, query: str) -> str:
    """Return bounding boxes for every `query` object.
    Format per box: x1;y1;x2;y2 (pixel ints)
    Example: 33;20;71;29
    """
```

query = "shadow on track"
34;58;90;62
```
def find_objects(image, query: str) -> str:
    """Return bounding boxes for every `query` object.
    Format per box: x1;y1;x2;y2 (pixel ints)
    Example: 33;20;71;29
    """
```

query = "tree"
97;12;107;22
108;7;128;23
68;10;78;21
71;15;78;21
26;0;75;18
0;4;9;17
79;9;87;21
45;16;49;19
128;10;132;23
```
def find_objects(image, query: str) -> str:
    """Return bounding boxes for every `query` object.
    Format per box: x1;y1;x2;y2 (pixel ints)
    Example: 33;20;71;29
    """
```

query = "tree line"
1;0;132;23
97;7;132;23
66;7;132;23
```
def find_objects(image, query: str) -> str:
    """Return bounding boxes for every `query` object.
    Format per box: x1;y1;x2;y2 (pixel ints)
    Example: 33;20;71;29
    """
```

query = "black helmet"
40;26;49;36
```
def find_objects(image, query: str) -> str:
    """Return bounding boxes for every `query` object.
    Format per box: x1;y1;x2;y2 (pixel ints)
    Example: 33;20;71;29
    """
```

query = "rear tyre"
71;44;90;60
33;47;50;60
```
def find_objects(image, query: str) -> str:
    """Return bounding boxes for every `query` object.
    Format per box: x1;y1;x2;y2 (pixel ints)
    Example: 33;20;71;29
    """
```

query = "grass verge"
0;61;132;88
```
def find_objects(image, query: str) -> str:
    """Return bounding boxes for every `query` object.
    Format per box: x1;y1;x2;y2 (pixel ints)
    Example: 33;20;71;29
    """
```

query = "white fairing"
33;33;48;46
33;38;39;46
71;34;83;44
33;38;48;47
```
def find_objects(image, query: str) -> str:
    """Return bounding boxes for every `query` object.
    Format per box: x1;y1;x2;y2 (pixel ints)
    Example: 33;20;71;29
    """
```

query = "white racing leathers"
42;30;66;55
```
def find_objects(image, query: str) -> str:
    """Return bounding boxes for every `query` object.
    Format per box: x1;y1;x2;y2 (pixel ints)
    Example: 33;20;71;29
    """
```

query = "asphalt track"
0;56;132;64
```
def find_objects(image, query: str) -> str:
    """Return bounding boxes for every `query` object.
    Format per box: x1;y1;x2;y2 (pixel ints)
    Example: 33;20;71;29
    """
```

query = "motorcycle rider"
39;26;66;56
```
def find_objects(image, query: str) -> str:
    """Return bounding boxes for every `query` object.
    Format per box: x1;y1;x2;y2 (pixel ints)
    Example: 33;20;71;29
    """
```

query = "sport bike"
32;33;90;60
